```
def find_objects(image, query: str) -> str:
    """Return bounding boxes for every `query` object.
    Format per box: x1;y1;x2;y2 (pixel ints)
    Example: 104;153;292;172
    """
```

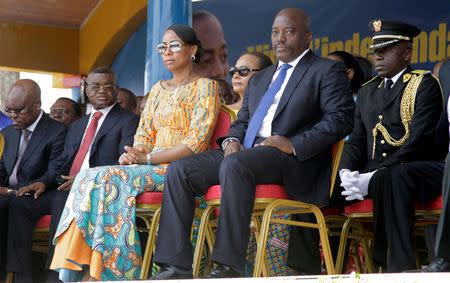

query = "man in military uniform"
338;19;444;272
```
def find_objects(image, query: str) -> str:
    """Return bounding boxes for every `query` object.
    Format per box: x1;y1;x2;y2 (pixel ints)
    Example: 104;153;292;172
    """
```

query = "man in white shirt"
47;67;139;280
338;19;444;272
152;8;354;279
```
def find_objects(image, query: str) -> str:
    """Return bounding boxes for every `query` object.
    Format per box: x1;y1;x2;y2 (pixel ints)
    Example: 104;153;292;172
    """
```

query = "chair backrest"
329;139;345;197
210;106;237;149
0;133;4;160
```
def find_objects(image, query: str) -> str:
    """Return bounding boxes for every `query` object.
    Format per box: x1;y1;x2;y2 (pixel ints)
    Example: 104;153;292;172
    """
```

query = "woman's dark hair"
166;24;202;63
243;51;273;70
354;55;374;84
328;51;363;93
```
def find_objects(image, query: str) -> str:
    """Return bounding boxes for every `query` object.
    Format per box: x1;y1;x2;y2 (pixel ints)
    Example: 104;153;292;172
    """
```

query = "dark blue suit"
47;103;139;269
154;50;355;271
0;113;67;281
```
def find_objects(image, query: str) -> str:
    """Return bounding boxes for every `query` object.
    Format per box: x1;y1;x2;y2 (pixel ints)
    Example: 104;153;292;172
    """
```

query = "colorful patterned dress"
50;78;220;281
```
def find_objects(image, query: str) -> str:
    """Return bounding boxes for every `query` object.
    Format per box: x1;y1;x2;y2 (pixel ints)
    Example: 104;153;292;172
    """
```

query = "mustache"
274;43;287;49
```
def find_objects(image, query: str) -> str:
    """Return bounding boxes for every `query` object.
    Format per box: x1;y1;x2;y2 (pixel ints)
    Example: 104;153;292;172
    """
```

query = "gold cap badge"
373;20;382;32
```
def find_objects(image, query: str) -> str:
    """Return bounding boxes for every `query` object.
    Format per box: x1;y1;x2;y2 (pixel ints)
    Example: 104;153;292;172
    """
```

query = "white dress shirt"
256;49;310;138
79;103;116;171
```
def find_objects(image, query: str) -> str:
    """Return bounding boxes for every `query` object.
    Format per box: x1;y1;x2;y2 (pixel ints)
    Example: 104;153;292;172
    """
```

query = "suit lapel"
90;104;120;156
5;129;20;174
20;114;48;165
273;50;315;120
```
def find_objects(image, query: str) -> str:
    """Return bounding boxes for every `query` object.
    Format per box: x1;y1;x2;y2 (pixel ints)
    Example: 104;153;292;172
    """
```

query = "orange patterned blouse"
134;78;220;154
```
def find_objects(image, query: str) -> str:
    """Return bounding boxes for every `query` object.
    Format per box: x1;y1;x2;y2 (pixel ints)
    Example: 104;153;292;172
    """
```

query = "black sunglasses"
229;66;260;77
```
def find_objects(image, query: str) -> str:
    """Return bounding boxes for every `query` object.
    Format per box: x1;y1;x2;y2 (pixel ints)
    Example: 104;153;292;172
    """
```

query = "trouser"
370;161;444;272
2;190;57;283
154;146;292;272
436;152;450;261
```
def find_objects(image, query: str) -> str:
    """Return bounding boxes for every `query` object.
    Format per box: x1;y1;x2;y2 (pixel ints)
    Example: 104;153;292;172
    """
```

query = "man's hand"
17;182;46;199
224;141;243;158
57;175;75;191
256;135;294;154
0;186;9;195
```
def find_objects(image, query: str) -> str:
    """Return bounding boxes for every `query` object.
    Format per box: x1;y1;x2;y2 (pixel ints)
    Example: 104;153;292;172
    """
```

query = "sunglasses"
229;66;260;77
156;41;186;54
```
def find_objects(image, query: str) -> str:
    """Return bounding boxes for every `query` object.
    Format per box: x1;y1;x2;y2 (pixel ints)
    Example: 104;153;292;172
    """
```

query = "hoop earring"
191;55;196;61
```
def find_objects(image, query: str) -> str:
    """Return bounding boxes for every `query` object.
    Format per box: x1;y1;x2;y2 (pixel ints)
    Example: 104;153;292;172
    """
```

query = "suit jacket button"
381;140;385;144
382;152;387;157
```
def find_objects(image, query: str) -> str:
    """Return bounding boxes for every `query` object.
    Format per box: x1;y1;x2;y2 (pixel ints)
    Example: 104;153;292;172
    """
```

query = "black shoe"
421;258;450;272
209;264;242;278
151;265;193;280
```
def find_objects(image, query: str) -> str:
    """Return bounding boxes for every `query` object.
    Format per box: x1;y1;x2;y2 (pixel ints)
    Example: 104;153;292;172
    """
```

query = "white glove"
341;170;377;201
339;169;359;187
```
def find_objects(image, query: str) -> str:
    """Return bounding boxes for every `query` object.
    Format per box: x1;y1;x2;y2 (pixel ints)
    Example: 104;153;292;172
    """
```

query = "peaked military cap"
369;19;421;49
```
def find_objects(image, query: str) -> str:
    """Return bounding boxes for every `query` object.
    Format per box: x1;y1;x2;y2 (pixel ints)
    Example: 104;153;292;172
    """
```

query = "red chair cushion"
35;215;51;228
321;207;344;216
345;196;443;215
210;109;232;150
414;196;443;210
136;192;163;204
344;199;373;214
204;184;290;201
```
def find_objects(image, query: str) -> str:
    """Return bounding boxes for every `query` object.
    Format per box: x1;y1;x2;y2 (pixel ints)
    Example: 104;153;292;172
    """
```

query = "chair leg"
252;215;270;277
253;202;277;277
335;217;353;273
352;221;374;273
139;207;162;280
312;207;335;275
5;272;14;283
193;205;215;278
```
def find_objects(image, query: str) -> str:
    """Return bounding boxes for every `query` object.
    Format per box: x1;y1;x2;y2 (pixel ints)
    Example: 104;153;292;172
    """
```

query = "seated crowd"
0;7;449;283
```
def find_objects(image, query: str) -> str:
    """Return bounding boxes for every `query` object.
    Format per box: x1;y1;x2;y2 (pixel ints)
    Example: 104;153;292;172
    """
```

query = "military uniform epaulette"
361;75;381;87
410;70;432;75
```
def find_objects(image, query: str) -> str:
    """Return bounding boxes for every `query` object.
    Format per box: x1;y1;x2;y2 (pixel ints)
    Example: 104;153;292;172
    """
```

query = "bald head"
5;79;42;130
192;10;229;80
272;8;312;62
434;56;450;77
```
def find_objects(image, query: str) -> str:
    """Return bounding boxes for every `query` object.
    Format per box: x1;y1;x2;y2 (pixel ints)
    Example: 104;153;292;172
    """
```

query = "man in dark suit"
420;58;450;272
338;20;444;272
47;67;139;279
152;8;354;279
0;79;67;283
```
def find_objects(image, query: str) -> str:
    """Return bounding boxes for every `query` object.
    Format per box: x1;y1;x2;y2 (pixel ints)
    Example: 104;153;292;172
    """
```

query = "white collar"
277;49;310;69
384;68;407;86
91;102;116;118
26;110;43;132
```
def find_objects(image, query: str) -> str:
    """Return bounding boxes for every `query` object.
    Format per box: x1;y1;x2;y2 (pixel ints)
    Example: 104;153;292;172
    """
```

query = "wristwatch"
221;137;240;151
6;188;16;196
146;153;152;165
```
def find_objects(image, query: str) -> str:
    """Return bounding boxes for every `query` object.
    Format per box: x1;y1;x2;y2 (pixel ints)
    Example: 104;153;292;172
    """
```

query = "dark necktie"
383;79;394;101
9;129;31;186
243;63;292;148
69;111;103;176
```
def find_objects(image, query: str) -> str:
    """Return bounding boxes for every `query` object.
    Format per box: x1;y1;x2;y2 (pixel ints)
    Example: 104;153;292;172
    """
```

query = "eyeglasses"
156;41;185;54
4;101;35;116
229;66;260;77
87;84;116;92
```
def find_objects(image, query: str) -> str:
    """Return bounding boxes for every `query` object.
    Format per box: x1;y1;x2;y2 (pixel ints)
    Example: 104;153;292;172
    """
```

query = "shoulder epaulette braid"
411;70;431;75
362;75;380;87
371;73;424;158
